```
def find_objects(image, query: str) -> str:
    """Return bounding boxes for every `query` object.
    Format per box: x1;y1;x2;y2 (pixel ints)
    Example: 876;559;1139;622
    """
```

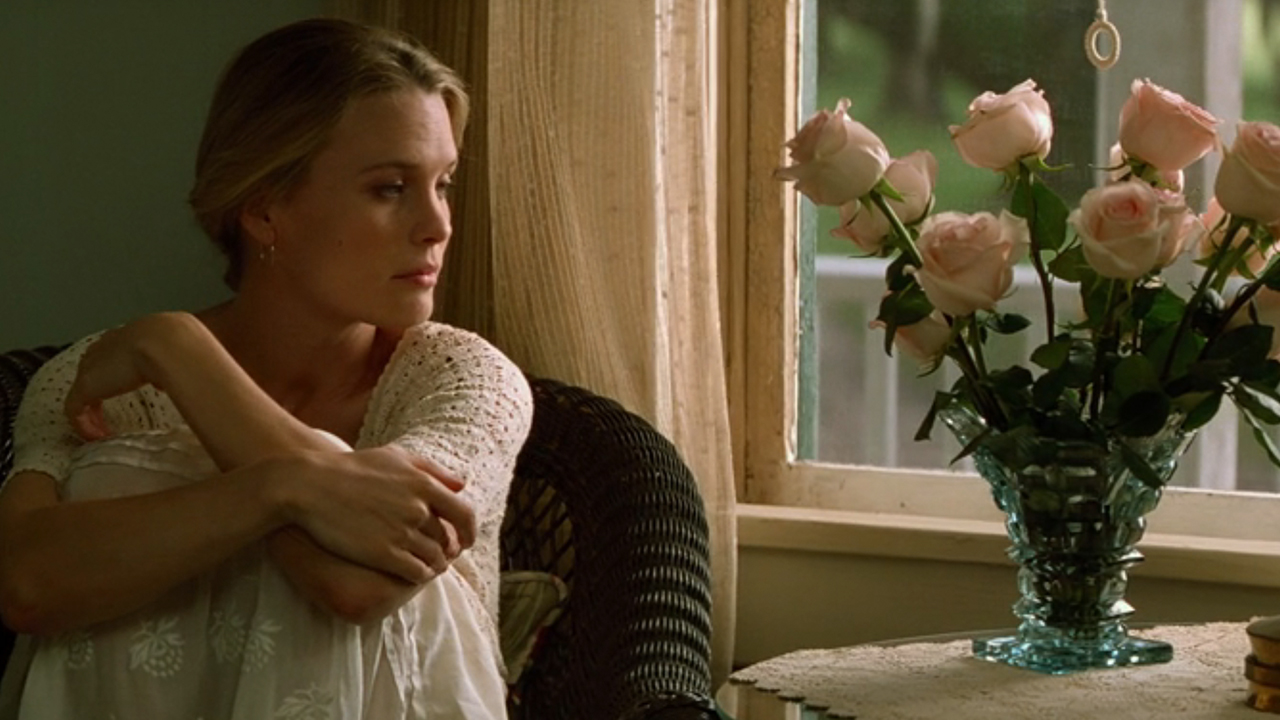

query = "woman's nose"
414;192;452;246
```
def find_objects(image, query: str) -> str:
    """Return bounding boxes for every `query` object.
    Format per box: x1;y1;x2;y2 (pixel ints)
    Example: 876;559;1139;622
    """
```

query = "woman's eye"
435;177;455;199
375;182;407;199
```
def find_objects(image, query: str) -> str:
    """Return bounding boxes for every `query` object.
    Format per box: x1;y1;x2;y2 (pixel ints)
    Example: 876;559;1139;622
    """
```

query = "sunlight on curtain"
332;0;738;688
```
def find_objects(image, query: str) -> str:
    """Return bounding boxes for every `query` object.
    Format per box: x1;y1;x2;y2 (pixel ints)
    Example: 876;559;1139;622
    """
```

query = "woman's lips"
393;268;439;286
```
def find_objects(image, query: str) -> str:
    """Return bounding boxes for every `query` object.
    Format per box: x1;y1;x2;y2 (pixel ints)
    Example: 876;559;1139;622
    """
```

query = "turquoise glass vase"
941;405;1194;675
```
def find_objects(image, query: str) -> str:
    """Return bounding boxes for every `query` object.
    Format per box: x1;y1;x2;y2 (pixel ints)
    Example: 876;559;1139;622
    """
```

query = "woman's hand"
276;445;475;584
63;313;201;440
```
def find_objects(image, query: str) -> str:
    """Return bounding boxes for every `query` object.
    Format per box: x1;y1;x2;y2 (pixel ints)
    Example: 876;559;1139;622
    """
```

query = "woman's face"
256;89;458;332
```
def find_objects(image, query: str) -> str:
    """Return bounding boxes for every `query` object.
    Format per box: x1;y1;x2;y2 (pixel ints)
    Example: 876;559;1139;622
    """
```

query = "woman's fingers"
398;451;475;549
425;491;475;550
388;547;435;585
406;453;464;492
403;527;451;575
66;400;111;441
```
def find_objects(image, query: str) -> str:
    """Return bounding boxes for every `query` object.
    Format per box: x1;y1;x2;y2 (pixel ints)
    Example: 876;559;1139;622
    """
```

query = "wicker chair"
0;346;719;719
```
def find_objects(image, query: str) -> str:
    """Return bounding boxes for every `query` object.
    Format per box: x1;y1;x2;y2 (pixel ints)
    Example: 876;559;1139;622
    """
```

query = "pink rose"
1117;79;1219;172
1108;142;1184;192
912;211;1029;316
1228;287;1280;358
949;80;1054;171
1214;121;1280;225
1198;197;1275;276
1071;181;1169;279
831;150;938;253
872;312;952;367
775;98;891;206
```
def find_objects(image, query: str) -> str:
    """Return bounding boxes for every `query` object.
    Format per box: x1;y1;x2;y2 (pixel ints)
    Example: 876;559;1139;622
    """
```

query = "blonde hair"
189;18;469;288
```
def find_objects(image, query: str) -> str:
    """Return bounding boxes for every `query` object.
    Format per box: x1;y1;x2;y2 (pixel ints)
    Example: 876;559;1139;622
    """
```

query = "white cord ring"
1085;16;1120;69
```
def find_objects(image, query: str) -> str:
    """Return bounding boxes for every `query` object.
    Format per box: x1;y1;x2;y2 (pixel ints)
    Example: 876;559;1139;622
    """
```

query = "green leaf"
1117;391;1171;436
950;425;994;465
1047;244;1091;283
913;392;954;442
875;284;934;355
885;253;914;292
984;313;1032;335
1031;371;1068;409
1120;443;1166;489
1030;339;1070;370
1147;323;1205;380
872;178;905;203
1182;390;1224;431
1031;181;1069;251
1233;383;1280;424
1111;355;1161;399
1241;360;1280;387
1138;286;1186;326
1206;324;1274;374
1011;172;1034;221
986;367;1034;405
1240;407;1280;468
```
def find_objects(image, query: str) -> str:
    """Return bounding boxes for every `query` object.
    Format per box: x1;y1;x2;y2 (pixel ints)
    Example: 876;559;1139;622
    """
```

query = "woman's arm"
0;464;287;635
66;312;366;469
0;441;462;633
267;529;421;625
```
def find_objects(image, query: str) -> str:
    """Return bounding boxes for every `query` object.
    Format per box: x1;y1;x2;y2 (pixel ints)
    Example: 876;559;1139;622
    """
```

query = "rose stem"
1160;215;1248;381
871;191;924;268
1020;165;1057;345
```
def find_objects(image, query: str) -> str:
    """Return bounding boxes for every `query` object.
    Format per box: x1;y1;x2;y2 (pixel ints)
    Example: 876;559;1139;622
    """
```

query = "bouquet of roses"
777;78;1280;482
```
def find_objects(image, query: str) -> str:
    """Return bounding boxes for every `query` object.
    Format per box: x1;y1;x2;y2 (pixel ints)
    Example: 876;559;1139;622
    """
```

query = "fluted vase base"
972;631;1172;675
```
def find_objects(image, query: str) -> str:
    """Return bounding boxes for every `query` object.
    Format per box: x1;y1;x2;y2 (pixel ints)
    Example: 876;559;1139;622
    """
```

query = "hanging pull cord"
1085;0;1121;69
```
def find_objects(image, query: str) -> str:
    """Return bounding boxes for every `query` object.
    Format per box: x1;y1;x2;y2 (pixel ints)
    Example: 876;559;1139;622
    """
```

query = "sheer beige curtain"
331;0;738;685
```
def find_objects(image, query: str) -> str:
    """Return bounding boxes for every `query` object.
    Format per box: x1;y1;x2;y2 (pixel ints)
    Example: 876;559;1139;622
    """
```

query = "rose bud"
1117;79;1219;173
949;79;1053;172
1215;121;1280;225
775;98;891;206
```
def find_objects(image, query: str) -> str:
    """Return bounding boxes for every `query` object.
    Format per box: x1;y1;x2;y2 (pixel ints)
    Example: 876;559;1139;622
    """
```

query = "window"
799;0;1280;495
728;0;1280;551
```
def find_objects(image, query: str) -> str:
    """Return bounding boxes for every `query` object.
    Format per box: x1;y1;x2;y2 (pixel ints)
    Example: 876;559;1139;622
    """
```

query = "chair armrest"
504;377;715;719
0;346;64;677
0;346;63;485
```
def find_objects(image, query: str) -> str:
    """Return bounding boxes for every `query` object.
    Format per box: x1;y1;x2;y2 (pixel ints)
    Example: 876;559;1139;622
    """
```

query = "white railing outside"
811;255;1280;492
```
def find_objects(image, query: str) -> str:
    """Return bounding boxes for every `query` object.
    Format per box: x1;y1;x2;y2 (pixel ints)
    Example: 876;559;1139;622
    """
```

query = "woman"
0;18;530;719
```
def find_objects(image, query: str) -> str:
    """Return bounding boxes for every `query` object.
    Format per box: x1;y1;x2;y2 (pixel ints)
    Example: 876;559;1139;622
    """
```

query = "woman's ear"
238;196;278;253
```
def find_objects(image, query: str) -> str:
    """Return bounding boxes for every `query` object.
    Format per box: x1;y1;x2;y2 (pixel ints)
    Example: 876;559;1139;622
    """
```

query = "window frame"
722;0;1280;590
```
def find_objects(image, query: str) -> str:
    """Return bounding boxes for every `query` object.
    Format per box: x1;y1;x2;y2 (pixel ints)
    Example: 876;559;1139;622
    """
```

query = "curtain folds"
332;0;738;687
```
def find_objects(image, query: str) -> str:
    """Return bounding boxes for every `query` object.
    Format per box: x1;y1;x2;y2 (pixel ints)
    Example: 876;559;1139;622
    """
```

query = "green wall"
0;0;326;349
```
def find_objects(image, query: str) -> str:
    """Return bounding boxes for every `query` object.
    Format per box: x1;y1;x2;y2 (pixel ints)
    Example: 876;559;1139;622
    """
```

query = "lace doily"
731;623;1257;719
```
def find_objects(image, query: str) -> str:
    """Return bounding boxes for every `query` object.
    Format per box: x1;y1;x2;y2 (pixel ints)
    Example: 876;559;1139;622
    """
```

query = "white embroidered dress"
0;322;533;720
